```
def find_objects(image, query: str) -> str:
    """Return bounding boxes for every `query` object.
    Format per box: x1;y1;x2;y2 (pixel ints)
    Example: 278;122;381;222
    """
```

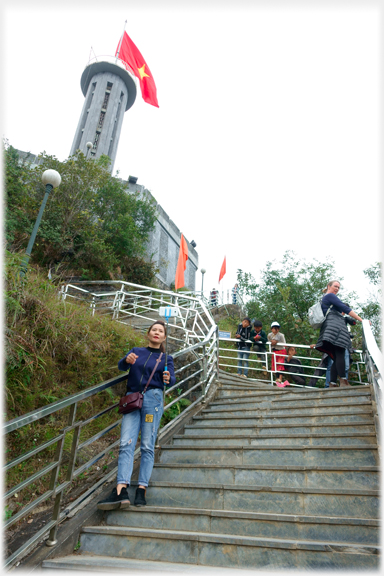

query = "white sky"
2;0;382;306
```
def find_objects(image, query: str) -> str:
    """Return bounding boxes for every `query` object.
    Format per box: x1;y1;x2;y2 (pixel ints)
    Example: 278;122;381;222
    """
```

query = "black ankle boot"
134;487;147;507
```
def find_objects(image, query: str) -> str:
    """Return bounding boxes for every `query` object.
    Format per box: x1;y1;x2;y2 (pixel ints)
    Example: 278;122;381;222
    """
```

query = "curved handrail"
362;319;383;385
361;320;382;432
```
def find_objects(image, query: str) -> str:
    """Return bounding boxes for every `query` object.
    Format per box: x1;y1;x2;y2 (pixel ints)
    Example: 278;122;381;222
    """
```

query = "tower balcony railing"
85;55;138;86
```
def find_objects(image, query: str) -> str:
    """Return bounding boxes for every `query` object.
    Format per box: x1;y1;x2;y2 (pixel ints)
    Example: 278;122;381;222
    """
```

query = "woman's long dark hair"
147;321;167;353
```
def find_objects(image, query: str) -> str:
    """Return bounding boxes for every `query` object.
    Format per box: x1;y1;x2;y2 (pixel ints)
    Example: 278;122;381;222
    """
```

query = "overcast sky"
2;0;382;306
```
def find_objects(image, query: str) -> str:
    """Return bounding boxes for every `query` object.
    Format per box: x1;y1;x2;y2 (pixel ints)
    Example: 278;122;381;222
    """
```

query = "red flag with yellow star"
116;31;159;108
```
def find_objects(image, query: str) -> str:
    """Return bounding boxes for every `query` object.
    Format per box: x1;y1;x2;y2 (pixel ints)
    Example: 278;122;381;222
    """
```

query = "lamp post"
86;141;93;158
200;268;206;298
19;169;61;279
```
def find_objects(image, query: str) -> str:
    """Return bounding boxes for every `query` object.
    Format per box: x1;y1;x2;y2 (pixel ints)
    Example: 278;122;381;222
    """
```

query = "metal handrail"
4;283;219;568
5;280;380;568
361;320;382;441
218;337;369;388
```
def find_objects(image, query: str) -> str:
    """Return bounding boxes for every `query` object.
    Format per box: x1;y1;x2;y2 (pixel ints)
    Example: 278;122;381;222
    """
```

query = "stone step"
218;382;273;392
271;390;371;405
75;525;379;570
184;421;376;437
128;481;379;519
202;400;372;416
42;555;243;573
214;388;371;404
158;445;379;467
184;421;375;437
211;393;371;410
104;505;379;545
217;385;370;398
151;463;379;490
172;432;377;447
193;410;374;427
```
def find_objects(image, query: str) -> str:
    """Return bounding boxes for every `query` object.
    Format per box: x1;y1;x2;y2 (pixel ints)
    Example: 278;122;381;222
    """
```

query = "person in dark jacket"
250;320;268;373
98;321;175;510
235;317;252;377
324;314;356;386
315;280;364;388
284;347;306;386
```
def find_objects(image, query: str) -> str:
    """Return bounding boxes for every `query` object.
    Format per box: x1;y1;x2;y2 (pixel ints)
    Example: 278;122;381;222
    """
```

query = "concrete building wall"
125;180;198;290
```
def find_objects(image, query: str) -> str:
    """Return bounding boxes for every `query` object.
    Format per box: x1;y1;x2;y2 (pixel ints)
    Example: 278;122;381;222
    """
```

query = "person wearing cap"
235;317;252;378
267;322;287;384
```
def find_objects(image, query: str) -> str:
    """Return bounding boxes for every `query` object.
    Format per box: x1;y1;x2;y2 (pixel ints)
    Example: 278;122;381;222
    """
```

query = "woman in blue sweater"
98;321;175;510
315;280;363;388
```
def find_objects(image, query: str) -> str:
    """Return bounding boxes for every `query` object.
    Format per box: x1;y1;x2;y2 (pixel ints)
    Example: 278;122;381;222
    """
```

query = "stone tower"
70;57;137;171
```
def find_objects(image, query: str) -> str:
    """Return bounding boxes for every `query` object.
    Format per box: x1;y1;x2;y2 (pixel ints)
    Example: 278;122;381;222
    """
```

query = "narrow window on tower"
97;111;106;131
102;83;113;110
91;132;100;155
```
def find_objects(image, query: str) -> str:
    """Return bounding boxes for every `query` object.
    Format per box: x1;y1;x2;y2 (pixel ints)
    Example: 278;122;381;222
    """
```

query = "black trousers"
329;344;346;381
291;374;306;386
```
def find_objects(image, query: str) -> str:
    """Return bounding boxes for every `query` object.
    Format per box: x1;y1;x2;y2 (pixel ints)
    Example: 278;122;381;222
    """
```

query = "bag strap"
142;352;163;395
324;303;333;319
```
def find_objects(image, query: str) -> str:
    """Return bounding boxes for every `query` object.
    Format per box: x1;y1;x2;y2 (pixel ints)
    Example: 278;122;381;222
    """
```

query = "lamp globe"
42;169;61;188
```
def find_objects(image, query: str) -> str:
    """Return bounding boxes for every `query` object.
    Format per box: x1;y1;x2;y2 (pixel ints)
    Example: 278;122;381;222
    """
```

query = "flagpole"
116;20;127;62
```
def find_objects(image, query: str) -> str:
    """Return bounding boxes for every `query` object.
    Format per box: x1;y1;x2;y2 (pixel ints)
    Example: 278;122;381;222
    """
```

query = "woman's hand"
125;353;139;365
271;339;277;346
163;370;170;384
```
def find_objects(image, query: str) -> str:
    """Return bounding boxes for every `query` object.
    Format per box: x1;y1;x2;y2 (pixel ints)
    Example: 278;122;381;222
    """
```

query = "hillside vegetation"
4;141;157;284
5;253;145;421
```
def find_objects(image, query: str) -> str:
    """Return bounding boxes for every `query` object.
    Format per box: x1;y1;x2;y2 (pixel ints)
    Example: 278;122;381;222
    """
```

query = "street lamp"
20;169;61;279
200;268;206;297
86;141;93;158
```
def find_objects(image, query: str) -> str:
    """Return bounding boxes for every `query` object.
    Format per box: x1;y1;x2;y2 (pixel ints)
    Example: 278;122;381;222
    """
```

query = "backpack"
308;302;333;329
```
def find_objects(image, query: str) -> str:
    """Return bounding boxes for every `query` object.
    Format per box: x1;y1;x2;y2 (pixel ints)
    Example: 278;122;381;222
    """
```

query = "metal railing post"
202;345;208;403
112;292;119;319
215;326;219;379
155;389;166;449
46;403;78;547
90;296;96;316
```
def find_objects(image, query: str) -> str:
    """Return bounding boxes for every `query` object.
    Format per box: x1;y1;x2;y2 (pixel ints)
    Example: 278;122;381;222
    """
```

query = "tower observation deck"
70;56;137;171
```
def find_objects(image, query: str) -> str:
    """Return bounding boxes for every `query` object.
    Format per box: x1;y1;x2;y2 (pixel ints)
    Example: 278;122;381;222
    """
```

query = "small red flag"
116;31;159;108
175;234;189;290
219;256;226;283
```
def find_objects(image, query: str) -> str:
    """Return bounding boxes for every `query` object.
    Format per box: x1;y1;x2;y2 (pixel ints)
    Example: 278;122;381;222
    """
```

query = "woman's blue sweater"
321;293;352;315
118;346;176;393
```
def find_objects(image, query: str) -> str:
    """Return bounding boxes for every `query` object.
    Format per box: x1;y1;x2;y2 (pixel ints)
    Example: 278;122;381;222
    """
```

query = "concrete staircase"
42;373;380;572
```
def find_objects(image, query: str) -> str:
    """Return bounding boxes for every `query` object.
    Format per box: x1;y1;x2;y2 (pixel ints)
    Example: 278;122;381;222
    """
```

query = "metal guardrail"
218;338;369;388
4;281;381;568
4;282;219;568
361;319;383;448
59;281;216;347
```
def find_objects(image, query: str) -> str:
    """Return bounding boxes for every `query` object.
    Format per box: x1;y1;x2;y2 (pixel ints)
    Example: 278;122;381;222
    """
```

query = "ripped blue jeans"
117;388;164;487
